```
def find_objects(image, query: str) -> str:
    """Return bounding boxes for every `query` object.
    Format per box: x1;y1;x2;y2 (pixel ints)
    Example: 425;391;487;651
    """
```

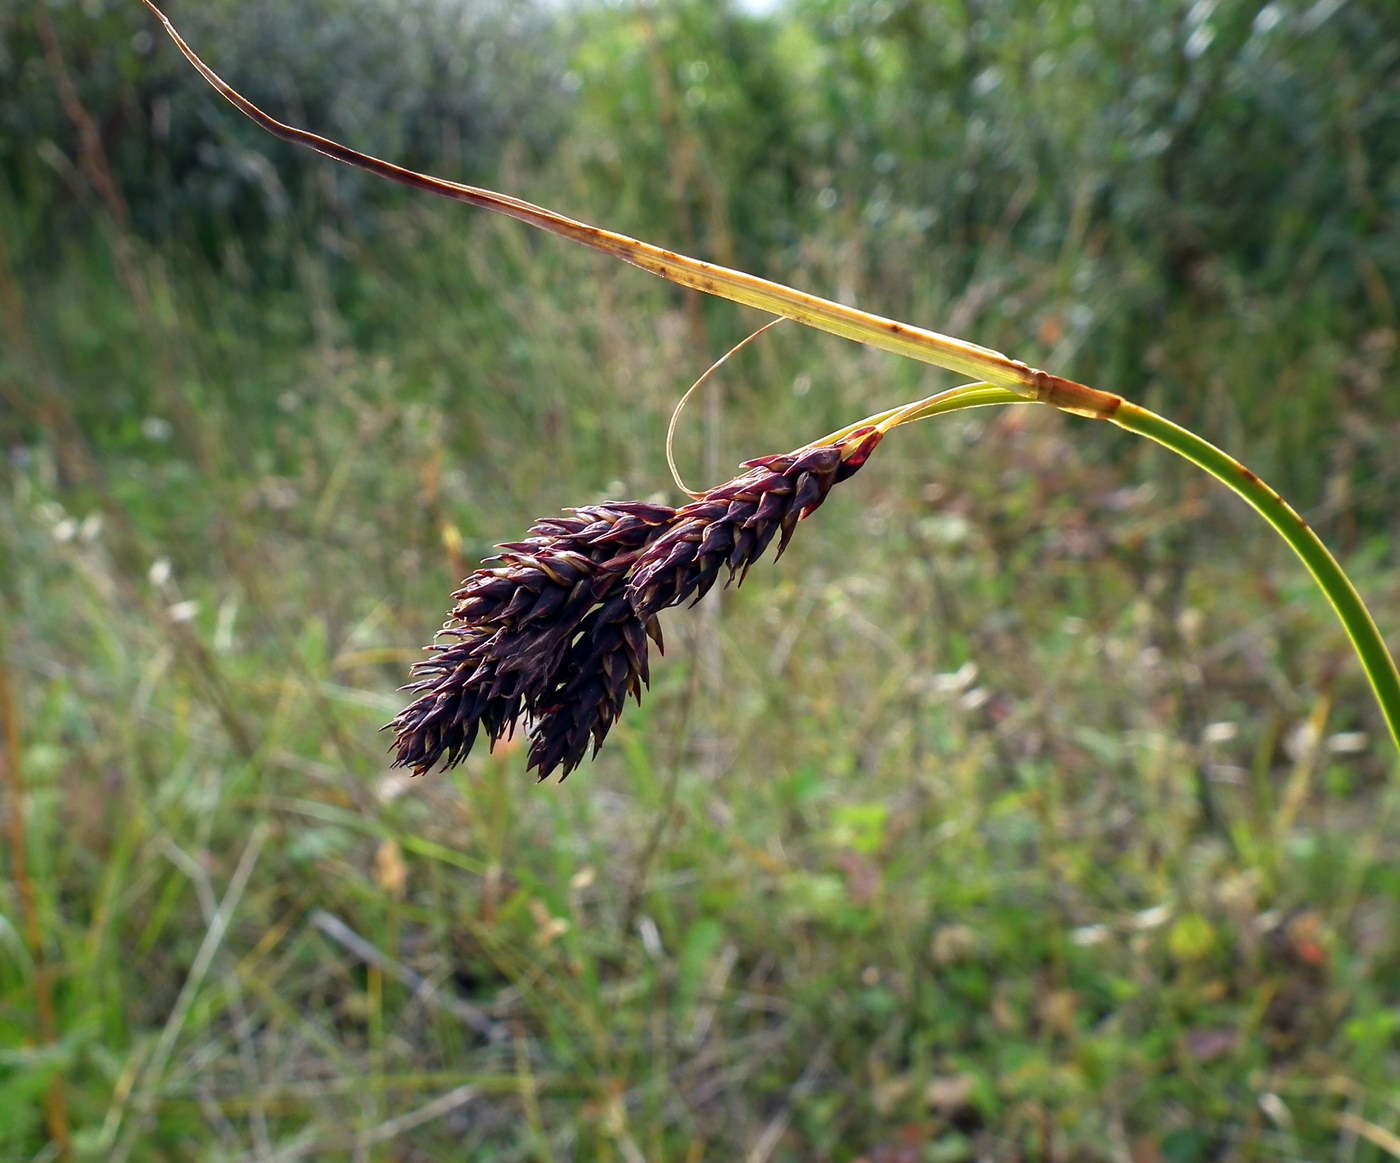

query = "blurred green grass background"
2;0;1400;1159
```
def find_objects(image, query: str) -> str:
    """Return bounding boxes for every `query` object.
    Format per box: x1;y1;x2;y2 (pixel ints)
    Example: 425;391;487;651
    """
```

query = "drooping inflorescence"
388;427;883;780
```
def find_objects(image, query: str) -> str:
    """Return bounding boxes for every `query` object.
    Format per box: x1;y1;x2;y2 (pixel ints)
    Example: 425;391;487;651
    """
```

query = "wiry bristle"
388;429;883;780
625;425;883;619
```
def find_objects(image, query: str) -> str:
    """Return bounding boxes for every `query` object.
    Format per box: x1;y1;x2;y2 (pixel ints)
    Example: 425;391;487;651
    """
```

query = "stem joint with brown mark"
1029;368;1123;420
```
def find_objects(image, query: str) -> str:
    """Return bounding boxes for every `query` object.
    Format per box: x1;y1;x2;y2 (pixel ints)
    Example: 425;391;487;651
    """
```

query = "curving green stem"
862;386;1400;757
1110;401;1400;756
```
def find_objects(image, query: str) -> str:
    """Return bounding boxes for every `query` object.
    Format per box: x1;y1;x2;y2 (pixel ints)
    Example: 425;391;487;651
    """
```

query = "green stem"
811;382;1024;450
884;390;1400;757
1111;401;1400;756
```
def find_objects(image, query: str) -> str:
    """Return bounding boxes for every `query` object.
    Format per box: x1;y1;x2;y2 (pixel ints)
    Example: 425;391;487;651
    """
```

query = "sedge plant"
141;0;1400;778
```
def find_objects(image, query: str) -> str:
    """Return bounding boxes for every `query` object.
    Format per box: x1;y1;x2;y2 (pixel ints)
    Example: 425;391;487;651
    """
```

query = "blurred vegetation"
2;0;1399;1159
1;0;567;253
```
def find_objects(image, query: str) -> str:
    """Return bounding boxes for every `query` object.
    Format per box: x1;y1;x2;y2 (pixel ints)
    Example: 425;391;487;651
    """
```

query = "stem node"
1032;371;1123;420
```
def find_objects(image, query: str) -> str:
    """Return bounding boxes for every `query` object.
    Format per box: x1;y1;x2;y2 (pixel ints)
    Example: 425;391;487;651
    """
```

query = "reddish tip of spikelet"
835;425;883;479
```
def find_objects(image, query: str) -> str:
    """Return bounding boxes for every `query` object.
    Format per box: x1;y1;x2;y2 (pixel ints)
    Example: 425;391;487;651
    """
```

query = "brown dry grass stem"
0;618;71;1155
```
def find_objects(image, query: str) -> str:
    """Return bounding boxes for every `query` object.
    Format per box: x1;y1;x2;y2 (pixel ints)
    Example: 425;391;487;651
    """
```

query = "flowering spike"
389;429;883;779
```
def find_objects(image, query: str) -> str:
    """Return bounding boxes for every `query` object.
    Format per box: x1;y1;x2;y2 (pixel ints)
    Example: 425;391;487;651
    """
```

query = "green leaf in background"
674;917;724;1017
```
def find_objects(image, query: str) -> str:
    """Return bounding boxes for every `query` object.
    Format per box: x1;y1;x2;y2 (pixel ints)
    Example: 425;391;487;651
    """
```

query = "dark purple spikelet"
388;625;522;774
525;595;660;781
626;425;884;619
387;502;674;775
451;503;677;624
